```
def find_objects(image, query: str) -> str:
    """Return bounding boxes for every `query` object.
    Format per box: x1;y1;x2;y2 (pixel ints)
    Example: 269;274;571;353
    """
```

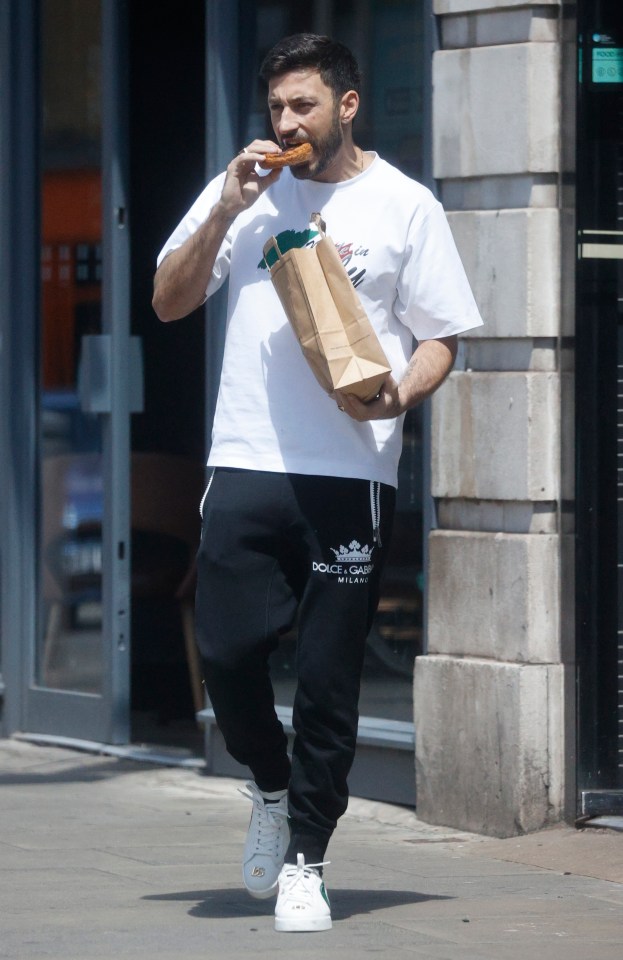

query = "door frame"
0;0;132;743
0;0;40;737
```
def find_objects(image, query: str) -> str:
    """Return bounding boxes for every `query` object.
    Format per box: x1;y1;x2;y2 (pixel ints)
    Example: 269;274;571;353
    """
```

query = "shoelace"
239;783;287;855
279;858;331;900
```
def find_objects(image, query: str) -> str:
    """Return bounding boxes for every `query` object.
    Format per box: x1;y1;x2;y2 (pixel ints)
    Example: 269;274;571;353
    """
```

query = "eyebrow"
268;94;318;107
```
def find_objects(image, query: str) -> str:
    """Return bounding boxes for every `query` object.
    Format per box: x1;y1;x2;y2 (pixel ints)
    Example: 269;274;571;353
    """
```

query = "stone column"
414;0;575;836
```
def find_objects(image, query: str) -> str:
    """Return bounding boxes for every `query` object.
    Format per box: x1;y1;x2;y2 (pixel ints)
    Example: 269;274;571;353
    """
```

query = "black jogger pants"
195;468;395;862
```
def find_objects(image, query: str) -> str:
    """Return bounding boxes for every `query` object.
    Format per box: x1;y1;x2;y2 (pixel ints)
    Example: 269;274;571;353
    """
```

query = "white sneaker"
274;853;332;932
239;781;289;899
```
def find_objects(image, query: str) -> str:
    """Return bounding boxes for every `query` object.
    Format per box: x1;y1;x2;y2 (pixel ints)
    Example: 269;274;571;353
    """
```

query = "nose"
276;105;298;140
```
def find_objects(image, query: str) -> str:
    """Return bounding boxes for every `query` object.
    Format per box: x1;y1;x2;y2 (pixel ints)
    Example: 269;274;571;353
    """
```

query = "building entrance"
576;0;623;816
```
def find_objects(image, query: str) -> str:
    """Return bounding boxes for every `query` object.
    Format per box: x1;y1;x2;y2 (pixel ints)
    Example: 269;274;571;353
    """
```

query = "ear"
339;90;359;125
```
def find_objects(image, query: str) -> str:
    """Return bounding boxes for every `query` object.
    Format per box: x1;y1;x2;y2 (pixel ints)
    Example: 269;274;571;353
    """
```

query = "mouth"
282;138;312;154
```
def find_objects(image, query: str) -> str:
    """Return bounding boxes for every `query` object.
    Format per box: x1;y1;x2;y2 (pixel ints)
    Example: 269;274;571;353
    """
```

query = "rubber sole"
243;876;279;900
274;915;333;932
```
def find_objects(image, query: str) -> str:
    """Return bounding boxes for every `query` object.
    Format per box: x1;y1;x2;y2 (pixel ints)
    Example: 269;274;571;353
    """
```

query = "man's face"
267;69;345;181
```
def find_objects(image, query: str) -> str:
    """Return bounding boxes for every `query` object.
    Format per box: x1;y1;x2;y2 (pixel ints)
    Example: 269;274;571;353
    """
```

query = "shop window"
38;0;104;692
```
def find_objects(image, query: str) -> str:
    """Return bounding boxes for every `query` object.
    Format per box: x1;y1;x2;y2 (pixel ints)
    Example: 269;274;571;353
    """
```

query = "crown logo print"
330;540;373;562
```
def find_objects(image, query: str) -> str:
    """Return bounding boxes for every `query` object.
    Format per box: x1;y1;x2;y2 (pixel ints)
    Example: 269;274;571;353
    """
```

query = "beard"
287;107;344;180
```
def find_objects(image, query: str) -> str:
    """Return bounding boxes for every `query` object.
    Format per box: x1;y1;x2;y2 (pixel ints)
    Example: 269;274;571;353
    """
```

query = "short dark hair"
259;33;361;99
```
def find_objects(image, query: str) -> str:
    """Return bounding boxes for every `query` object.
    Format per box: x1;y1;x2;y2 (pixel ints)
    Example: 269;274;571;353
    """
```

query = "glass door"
23;0;133;743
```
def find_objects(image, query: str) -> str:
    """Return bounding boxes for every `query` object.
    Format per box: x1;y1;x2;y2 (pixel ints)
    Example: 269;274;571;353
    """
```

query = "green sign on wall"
592;47;623;83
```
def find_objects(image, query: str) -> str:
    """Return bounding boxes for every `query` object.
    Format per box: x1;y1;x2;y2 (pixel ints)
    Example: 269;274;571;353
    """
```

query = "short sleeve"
394;200;483;340
156;173;232;299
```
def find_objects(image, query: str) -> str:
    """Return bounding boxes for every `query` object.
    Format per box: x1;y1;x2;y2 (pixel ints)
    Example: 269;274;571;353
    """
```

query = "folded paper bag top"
263;213;391;402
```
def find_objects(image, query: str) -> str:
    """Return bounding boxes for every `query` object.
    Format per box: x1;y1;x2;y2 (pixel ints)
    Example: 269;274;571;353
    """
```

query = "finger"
336;392;366;420
257;167;282;188
234;150;282;189
346;392;386;421
238;142;281;164
235;150;261;168
247;139;282;154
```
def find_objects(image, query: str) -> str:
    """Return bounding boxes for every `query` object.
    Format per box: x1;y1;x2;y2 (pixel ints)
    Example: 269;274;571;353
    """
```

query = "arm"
152;204;235;322
334;334;458;421
152;141;282;322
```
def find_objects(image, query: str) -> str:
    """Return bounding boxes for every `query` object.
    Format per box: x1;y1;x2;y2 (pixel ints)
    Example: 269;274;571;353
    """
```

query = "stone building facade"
415;0;575;836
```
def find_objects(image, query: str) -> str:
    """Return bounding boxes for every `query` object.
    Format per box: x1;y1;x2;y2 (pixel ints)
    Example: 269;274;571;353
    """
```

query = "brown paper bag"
263;213;391;401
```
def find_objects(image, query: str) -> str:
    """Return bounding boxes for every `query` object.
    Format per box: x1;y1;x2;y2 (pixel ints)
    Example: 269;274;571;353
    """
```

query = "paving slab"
463;825;623;884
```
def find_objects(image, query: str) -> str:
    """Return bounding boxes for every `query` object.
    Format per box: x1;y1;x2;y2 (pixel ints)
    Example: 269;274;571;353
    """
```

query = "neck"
312;143;365;184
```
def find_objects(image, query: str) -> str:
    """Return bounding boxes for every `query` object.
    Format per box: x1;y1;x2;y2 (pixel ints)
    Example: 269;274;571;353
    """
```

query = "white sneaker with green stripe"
274;853;332;932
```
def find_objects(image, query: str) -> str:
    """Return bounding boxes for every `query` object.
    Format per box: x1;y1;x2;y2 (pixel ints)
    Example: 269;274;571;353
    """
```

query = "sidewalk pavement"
2;739;623;960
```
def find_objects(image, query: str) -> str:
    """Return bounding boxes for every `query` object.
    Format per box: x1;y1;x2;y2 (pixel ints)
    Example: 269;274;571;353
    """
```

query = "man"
153;34;482;933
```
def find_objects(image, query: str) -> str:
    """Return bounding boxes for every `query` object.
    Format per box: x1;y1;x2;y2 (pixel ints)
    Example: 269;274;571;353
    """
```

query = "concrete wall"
414;0;574;836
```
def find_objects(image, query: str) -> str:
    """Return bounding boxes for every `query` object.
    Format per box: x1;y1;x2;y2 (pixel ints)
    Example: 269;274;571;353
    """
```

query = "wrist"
211;199;239;226
395;381;410;416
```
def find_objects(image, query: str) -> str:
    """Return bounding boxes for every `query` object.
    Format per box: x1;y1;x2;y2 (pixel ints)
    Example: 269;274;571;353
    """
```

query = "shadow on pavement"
0;758;154;786
143;887;453;920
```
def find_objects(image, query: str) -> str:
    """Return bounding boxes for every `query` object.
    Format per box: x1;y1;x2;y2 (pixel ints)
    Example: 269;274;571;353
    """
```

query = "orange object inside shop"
41;169;102;390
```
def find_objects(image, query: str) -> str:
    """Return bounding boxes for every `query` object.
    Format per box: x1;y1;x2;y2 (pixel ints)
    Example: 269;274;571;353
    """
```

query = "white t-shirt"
157;154;483;488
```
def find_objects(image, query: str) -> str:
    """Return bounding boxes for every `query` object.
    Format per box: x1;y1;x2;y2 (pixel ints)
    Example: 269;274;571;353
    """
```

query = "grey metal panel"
582;790;623;817
78;335;143;414
101;0;131;744
79;336;113;413
0;0;40;735
128;337;145;414
198;706;415;751
21;690;111;745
